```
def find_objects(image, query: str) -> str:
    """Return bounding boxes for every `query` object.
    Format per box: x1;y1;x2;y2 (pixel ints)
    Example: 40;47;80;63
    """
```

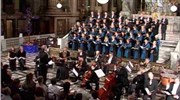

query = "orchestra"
4;11;179;100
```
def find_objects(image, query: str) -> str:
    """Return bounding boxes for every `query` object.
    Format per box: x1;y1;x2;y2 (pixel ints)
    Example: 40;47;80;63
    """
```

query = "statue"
122;0;130;11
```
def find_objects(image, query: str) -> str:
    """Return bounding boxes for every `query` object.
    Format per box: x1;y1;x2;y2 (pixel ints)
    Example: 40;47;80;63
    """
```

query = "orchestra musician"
94;51;102;68
74;57;87;80
8;47;17;71
86;61;99;91
17;46;26;70
162;76;180;100
59;47;70;65
77;48;86;60
143;72;158;100
103;52;117;74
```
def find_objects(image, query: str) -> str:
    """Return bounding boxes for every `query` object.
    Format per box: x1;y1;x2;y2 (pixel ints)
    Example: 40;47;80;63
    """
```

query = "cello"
98;59;122;100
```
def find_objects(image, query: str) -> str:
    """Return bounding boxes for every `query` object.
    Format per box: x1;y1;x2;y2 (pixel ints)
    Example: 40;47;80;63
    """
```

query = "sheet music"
140;46;144;49
129;61;134;68
126;65;132;72
72;68;78;77
48;60;54;65
94;69;105;78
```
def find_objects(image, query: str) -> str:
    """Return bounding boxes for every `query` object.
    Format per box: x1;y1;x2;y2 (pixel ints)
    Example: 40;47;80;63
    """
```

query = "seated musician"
17;46;26;70
59;47;70;65
86;61;99;91
143;72;158;100
140;58;151;71
74;57;87;80
133;66;148;98
77;48;86;60
103;52;117;74
94;51;103;68
162;76;180;100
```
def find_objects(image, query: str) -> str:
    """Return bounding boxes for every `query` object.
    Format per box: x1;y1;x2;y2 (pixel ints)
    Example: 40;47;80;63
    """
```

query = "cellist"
86;61;100;91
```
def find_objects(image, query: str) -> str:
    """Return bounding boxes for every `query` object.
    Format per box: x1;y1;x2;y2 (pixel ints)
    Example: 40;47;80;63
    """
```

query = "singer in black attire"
17;46;26;70
8;47;17;71
38;45;49;84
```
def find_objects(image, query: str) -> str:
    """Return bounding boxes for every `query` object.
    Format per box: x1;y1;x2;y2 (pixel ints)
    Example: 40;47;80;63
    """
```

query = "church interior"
1;0;180;100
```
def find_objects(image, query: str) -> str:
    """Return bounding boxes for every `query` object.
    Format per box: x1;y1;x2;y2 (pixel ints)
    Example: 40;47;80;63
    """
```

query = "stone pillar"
90;0;96;11
48;0;56;9
14;0;20;12
129;0;135;14
71;0;78;14
117;0;122;13
102;3;108;12
109;0;113;12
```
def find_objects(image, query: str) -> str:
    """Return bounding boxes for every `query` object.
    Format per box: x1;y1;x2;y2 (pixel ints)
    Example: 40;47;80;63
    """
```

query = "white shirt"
172;82;180;95
108;56;113;64
48;84;62;98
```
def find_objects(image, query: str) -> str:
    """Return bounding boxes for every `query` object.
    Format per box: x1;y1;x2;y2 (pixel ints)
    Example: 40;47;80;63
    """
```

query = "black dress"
17;50;26;70
9;51;17;71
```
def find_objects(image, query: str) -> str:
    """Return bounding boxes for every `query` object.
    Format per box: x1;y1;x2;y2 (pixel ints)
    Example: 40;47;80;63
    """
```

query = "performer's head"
145;58;150;64
11;47;15;52
95;51;100;55
109;52;113;57
63;47;68;52
41;45;47;52
148;72;154;80
19;46;23;51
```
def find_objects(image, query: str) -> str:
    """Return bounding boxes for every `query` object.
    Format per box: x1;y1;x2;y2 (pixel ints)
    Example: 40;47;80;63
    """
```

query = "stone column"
48;0;56;9
14;0;19;12
90;0;96;11
129;0;135;14
71;0;78;14
102;3;108;12
117;0;122;13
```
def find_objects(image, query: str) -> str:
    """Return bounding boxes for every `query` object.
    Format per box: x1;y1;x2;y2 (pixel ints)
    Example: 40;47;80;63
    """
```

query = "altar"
23;44;38;53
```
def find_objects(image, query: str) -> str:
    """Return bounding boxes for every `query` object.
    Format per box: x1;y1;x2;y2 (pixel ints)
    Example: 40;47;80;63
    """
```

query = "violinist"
143;72;158;100
8;47;17;71
17;46;26;70
59;47;70;65
103;52;117;74
74;57;87;80
162;76;180;100
86;61;99;91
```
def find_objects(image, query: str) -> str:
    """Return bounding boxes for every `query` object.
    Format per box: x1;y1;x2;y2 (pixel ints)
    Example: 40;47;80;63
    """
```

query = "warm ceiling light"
56;2;62;8
170;5;177;12
97;0;109;4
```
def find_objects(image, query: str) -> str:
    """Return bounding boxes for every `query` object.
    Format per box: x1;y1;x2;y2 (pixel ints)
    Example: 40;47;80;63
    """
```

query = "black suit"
161;18;168;40
152;20;160;35
86;67;99;90
103;56;117;74
17;50;26;70
143;79;158;100
39;50;49;83
114;67;129;100
166;82;180;100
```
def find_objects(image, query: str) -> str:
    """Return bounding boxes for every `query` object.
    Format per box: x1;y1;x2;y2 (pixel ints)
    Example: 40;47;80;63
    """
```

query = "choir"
68;11;163;62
